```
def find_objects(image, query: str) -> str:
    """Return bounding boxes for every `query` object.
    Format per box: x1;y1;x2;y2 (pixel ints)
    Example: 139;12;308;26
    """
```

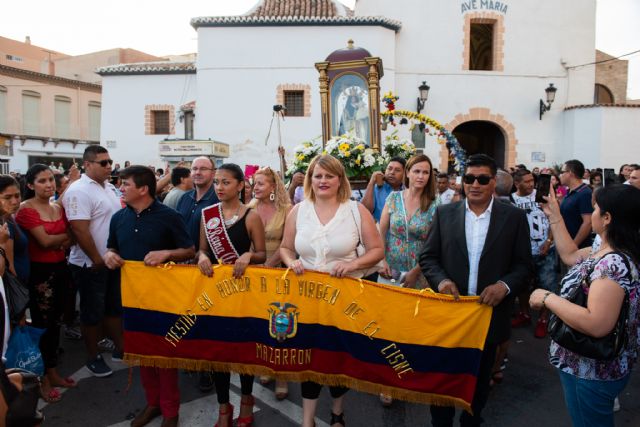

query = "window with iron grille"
152;110;170;134
284;91;304;117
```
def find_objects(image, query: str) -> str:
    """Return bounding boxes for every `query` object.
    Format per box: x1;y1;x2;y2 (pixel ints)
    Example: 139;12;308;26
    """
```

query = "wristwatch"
542;291;552;307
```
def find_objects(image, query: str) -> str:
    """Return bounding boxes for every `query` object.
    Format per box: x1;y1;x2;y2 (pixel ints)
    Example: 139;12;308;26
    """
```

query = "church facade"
98;0;639;171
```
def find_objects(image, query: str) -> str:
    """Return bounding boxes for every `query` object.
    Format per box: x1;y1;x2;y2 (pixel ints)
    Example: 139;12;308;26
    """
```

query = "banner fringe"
123;354;472;413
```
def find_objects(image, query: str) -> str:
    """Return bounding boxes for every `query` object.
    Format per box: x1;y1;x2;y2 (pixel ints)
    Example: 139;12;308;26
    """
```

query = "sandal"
52;376;77;388
330;412;345;426
41;387;62;403
275;380;288;400
379;393;393;407
490;370;504;387
236;395;254;427
213;403;233;427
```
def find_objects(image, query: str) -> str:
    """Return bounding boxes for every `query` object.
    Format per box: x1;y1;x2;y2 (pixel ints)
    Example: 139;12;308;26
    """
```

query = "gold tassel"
122;354;472;413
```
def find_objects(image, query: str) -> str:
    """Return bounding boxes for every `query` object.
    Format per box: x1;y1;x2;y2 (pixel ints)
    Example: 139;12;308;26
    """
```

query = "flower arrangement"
324;132;385;178
381;131;416;161
286;137;322;178
382;91;399;111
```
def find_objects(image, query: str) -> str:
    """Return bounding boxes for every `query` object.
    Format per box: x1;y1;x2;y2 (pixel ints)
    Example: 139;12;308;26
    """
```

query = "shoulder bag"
548;252;631;361
0;249;29;324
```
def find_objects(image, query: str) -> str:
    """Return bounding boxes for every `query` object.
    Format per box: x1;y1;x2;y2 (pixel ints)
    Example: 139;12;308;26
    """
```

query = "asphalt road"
41;325;640;427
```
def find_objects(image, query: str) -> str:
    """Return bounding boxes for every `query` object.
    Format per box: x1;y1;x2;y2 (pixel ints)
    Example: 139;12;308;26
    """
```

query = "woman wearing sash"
197;163;266;427
248;167;292;399
280;155;383;427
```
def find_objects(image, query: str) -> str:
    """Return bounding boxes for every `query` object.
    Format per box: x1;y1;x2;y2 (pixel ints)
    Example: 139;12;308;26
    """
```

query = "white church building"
98;0;639;172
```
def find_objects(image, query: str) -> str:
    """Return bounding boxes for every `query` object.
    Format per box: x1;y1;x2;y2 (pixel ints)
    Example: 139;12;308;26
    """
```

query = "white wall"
564;107;640;169
195;25;396;167
100;73;197;166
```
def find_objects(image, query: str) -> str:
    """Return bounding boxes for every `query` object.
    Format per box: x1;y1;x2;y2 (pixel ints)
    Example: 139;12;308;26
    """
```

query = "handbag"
548;252;631;361
5;326;45;376
0;250;30;324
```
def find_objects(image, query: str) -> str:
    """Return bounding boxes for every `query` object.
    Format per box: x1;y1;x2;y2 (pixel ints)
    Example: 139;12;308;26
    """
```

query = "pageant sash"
121;262;492;412
202;203;240;264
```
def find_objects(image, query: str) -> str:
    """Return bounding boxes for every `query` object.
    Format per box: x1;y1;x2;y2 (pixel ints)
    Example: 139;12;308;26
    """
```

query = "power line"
567;49;640;69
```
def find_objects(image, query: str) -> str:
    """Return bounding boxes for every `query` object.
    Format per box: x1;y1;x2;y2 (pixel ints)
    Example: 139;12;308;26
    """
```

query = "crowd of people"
0;144;638;427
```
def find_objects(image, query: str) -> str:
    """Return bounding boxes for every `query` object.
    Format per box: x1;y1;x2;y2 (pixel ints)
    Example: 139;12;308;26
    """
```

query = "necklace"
223;204;241;226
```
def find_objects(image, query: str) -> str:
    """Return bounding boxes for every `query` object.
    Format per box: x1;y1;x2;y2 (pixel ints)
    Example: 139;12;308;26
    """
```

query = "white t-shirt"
62;174;122;267
511;190;550;256
438;188;456;205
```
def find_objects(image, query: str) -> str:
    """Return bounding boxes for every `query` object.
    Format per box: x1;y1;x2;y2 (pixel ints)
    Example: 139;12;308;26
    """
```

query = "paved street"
42;325;640;427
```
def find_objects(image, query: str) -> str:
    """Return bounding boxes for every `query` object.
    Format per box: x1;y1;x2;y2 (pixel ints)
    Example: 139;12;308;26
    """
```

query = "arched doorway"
451;121;505;169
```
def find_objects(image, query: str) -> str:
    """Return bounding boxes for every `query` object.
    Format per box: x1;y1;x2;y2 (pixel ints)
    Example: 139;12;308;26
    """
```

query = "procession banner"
121;261;492;411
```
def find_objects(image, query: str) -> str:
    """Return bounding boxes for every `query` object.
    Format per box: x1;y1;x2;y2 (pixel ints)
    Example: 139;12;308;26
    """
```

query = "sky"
3;0;639;98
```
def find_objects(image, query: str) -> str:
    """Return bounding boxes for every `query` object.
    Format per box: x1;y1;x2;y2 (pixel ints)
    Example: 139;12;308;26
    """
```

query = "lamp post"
417;81;430;113
539;83;557;120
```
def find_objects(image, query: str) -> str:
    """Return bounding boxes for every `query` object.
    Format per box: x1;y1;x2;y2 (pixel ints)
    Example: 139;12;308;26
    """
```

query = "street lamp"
539;83;557;120
417;81;430;113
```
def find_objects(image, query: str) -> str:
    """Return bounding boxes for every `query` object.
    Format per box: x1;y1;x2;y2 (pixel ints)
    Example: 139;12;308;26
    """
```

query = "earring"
269;192;275;201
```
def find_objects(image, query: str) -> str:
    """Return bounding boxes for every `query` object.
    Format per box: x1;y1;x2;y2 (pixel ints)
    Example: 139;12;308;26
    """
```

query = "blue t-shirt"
560;183;593;248
7;220;30;284
373;183;395;222
175;186;220;247
107;200;193;261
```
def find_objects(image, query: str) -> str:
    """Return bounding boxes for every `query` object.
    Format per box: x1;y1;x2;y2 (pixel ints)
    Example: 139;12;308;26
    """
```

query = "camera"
273;104;286;112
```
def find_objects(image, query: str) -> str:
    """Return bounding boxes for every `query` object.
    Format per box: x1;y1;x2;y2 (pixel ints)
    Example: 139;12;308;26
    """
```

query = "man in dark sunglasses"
420;153;532;426
62;145;124;378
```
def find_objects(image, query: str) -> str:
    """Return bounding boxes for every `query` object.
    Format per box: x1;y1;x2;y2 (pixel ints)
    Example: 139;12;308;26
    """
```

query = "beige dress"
248;200;287;262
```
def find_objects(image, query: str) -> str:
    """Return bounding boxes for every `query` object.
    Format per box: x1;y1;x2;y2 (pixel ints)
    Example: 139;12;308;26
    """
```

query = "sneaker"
111;350;124;363
98;338;115;352
198;371;214;392
86;355;113;377
534;318;548;338
613;397;621;412
511;312;532;328
63;326;82;340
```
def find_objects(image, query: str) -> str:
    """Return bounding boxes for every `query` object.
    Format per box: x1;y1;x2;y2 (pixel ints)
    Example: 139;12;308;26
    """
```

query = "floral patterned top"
549;252;640;380
384;191;439;288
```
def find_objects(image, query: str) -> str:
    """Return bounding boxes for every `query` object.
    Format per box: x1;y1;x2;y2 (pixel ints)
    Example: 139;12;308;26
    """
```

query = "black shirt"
175;186;220;247
107;200;193;261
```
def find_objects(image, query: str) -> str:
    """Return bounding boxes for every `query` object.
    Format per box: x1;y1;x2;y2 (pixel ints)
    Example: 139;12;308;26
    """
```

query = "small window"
411;125;426;150
470;23;494;71
152;110;170;134
89;101;101;141
284;91;304;117
594;84;614;104
184;111;195;140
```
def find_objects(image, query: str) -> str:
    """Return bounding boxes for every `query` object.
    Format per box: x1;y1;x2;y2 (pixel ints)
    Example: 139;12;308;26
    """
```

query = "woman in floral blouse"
530;184;640;426
379;154;439;290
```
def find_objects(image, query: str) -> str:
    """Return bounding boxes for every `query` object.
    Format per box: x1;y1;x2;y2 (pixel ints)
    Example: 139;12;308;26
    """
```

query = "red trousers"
140;367;180;418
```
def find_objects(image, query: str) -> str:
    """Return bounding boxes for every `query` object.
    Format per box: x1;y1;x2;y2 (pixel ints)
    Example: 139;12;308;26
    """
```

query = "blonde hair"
304;155;352;203
253;167;291;212
405;154;436;212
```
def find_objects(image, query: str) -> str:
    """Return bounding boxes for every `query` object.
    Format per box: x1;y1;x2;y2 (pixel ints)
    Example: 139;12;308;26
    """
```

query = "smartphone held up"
535;174;551;204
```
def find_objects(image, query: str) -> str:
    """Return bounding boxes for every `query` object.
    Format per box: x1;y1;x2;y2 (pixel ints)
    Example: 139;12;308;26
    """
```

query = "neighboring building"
54;48;164;84
0;35;170;172
0;64;101;173
99;0;640;171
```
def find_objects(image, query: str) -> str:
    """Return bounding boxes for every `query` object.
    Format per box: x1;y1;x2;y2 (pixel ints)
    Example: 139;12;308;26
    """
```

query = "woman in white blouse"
280;154;383;427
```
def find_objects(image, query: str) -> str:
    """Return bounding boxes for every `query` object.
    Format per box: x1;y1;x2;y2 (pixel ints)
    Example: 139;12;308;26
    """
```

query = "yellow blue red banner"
121;261;492;411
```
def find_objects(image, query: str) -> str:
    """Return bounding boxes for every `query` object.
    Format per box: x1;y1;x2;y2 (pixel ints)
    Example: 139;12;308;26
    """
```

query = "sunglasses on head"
463;174;493;185
89;159;114;167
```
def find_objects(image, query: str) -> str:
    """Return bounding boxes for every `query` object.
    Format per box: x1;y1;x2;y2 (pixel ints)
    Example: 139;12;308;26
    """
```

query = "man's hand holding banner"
121;262;492;412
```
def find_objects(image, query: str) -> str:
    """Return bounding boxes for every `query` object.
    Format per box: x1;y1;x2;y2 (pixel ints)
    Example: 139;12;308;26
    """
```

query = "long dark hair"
217;163;245;199
24;164;53;200
595;184;640;264
0;175;19;193
404;154;436;211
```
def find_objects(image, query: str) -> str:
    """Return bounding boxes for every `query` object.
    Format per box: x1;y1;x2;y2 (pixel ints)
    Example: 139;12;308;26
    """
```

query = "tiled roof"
564;103;640;110
96;61;196;76
244;0;352;17
191;15;401;31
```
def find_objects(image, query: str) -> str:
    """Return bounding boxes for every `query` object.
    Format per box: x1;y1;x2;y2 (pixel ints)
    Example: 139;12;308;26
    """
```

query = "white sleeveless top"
294;200;362;278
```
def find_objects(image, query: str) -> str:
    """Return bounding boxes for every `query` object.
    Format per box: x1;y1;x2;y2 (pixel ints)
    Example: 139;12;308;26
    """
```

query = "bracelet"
542;291;552;307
